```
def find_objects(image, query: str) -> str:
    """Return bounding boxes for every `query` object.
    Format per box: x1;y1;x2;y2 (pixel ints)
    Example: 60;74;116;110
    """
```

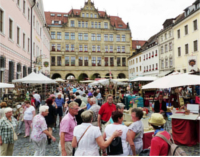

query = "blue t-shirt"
87;103;91;110
55;98;65;108
73;88;77;93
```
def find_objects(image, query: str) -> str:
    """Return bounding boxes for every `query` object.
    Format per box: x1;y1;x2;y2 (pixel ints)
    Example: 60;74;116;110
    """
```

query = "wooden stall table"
143;130;154;149
170;114;199;146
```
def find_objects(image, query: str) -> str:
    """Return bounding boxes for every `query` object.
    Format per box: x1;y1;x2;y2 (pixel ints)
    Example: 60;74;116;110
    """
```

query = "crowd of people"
0;83;173;156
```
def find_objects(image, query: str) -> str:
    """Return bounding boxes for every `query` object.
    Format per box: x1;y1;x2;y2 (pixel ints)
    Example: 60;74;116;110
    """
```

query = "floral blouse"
30;114;47;142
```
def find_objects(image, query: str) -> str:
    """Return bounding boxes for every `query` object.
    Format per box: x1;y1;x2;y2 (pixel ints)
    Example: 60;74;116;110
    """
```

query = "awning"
158;70;174;77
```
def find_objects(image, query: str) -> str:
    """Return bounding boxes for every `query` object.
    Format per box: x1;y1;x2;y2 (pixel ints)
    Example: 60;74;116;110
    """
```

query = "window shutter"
11;62;14;81
3;57;6;68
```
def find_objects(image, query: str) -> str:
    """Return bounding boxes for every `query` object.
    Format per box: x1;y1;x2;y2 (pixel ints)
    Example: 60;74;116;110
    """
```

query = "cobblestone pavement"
12;114;200;156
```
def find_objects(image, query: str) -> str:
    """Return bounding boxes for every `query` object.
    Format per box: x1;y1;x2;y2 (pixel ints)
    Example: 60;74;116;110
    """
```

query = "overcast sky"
43;0;194;40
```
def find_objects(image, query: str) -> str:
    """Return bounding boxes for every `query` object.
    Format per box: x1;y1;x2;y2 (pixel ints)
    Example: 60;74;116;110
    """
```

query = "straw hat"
148;113;166;126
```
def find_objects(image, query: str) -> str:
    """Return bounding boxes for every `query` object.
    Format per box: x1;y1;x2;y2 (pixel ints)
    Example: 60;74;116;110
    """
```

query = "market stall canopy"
0;83;15;88
142;73;200;89
12;72;39;83
113;79;129;82
89;79;127;86
131;77;157;82
80;80;94;83
54;78;65;82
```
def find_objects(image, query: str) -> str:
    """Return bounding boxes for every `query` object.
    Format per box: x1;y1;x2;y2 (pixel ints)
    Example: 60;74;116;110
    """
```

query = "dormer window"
50;14;55;17
57;14;61;17
64;14;68;17
118;24;123;27
136;45;141;49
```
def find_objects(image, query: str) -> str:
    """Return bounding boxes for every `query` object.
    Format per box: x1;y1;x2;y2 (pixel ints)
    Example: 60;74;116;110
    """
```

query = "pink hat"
50;94;56;98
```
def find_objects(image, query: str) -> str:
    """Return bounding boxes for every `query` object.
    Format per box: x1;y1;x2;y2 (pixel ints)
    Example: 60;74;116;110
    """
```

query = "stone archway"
65;73;76;80
117;73;126;79
91;73;101;80
52;73;61;79
105;73;113;79
78;73;88;81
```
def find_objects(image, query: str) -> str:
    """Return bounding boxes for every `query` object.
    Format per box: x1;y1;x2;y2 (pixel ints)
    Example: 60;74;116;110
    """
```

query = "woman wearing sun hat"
148;113;170;156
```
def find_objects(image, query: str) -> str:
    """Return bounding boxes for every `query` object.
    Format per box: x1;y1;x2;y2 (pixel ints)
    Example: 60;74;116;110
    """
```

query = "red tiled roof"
132;40;146;50
45;10;127;29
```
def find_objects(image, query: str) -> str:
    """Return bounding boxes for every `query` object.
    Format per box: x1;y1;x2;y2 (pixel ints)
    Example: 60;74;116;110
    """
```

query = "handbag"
139;149;150;156
107;137;123;155
5;118;18;141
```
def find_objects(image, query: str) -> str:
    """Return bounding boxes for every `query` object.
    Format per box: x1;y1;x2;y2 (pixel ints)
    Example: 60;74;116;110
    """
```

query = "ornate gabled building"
45;0;131;80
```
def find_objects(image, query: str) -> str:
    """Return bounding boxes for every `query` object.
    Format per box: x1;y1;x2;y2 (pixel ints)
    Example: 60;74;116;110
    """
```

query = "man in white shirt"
89;97;100;126
33;91;41;102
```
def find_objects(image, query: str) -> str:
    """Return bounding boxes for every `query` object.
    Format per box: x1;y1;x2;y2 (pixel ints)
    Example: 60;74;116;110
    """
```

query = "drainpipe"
31;0;36;72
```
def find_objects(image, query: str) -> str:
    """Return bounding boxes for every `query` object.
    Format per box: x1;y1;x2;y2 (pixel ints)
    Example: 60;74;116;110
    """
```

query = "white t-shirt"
73;123;102;156
104;124;129;156
23;106;35;120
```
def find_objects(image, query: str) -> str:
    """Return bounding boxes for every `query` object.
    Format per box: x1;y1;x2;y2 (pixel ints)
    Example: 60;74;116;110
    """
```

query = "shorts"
57;107;63;117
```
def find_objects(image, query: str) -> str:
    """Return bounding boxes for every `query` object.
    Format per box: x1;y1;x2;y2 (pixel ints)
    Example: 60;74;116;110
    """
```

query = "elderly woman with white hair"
72;110;122;156
31;105;56;156
0;107;18;156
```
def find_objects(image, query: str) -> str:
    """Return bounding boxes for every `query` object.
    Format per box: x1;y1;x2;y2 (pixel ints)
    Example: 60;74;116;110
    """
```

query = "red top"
98;102;116;122
31;98;36;107
159;103;162;110
150;131;170;156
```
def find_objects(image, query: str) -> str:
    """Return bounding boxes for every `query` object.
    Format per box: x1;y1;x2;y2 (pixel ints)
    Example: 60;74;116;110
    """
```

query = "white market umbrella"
12;72;39;83
142;73;200;89
89;79;121;86
113;79;129;82
0;83;15;88
131;77;157;82
80;80;94;83
54;78;65;82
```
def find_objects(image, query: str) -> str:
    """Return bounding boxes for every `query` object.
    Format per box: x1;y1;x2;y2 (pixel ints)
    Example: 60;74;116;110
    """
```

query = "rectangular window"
51;56;55;66
117;35;120;42
86;13;89;17
165;33;167;40
66;44;69;51
97;57;101;66
193;20;198;31
28;8;30;21
169;42;172;51
71;44;74;51
165;44;168;52
161;60;164;69
84;57;88;66
122;35;125;41
57;32;61;39
90;14;93;18
84;45;88;52
194;40;198;52
117;46;121;53
23;33;25;49
105;46;108;52
177;29;180;38
57;56;61;66
71;33;75;40
140;66;142;71
97;34;101;41
86;22;88;28
170;58;173;67
178;47;181;56
82;21;84;28
33;15;35;27
92;45;96;52
110;34;113;41
23;0;26;14
78;33;83;40
185;44;189;54
9;19;13;39
57;44;61;51
139;57;141;62
65;56;69;66
33;42;35;56
65;32;69;40
185;25;188;35
97;45;100;52
122;58;126;66
79;57;83;66
28;38;30;53
122;46;125;53
71;20;75;27
92;57;96;66
110;57;114;66
84;33;88;40
91;22;94;28
78;21;81;27
94;14;97;18
71;57;75;66
104;34;108;41
17;0;20;6
110;46;113;52
52;44;55;51
79;45;83;51
104;22;108;29
92;34;95;41
82;13;85;17
165;59;168;68
0;9;3;33
105;57;108;66
17;27;20;45
117;57;121;66
161;46;163;54
95;22;97;28
98;22;101;28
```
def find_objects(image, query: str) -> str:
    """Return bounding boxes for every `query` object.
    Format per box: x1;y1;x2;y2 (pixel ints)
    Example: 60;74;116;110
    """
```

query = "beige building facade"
45;0;131;80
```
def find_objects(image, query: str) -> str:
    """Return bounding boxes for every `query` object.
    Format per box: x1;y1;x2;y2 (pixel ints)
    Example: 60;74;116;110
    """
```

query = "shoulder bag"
107;137;123;155
5;118;18;141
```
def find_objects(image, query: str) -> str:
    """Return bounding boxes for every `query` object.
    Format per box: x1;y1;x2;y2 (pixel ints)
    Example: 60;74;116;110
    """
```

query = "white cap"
4;107;13;114
17;105;21;109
